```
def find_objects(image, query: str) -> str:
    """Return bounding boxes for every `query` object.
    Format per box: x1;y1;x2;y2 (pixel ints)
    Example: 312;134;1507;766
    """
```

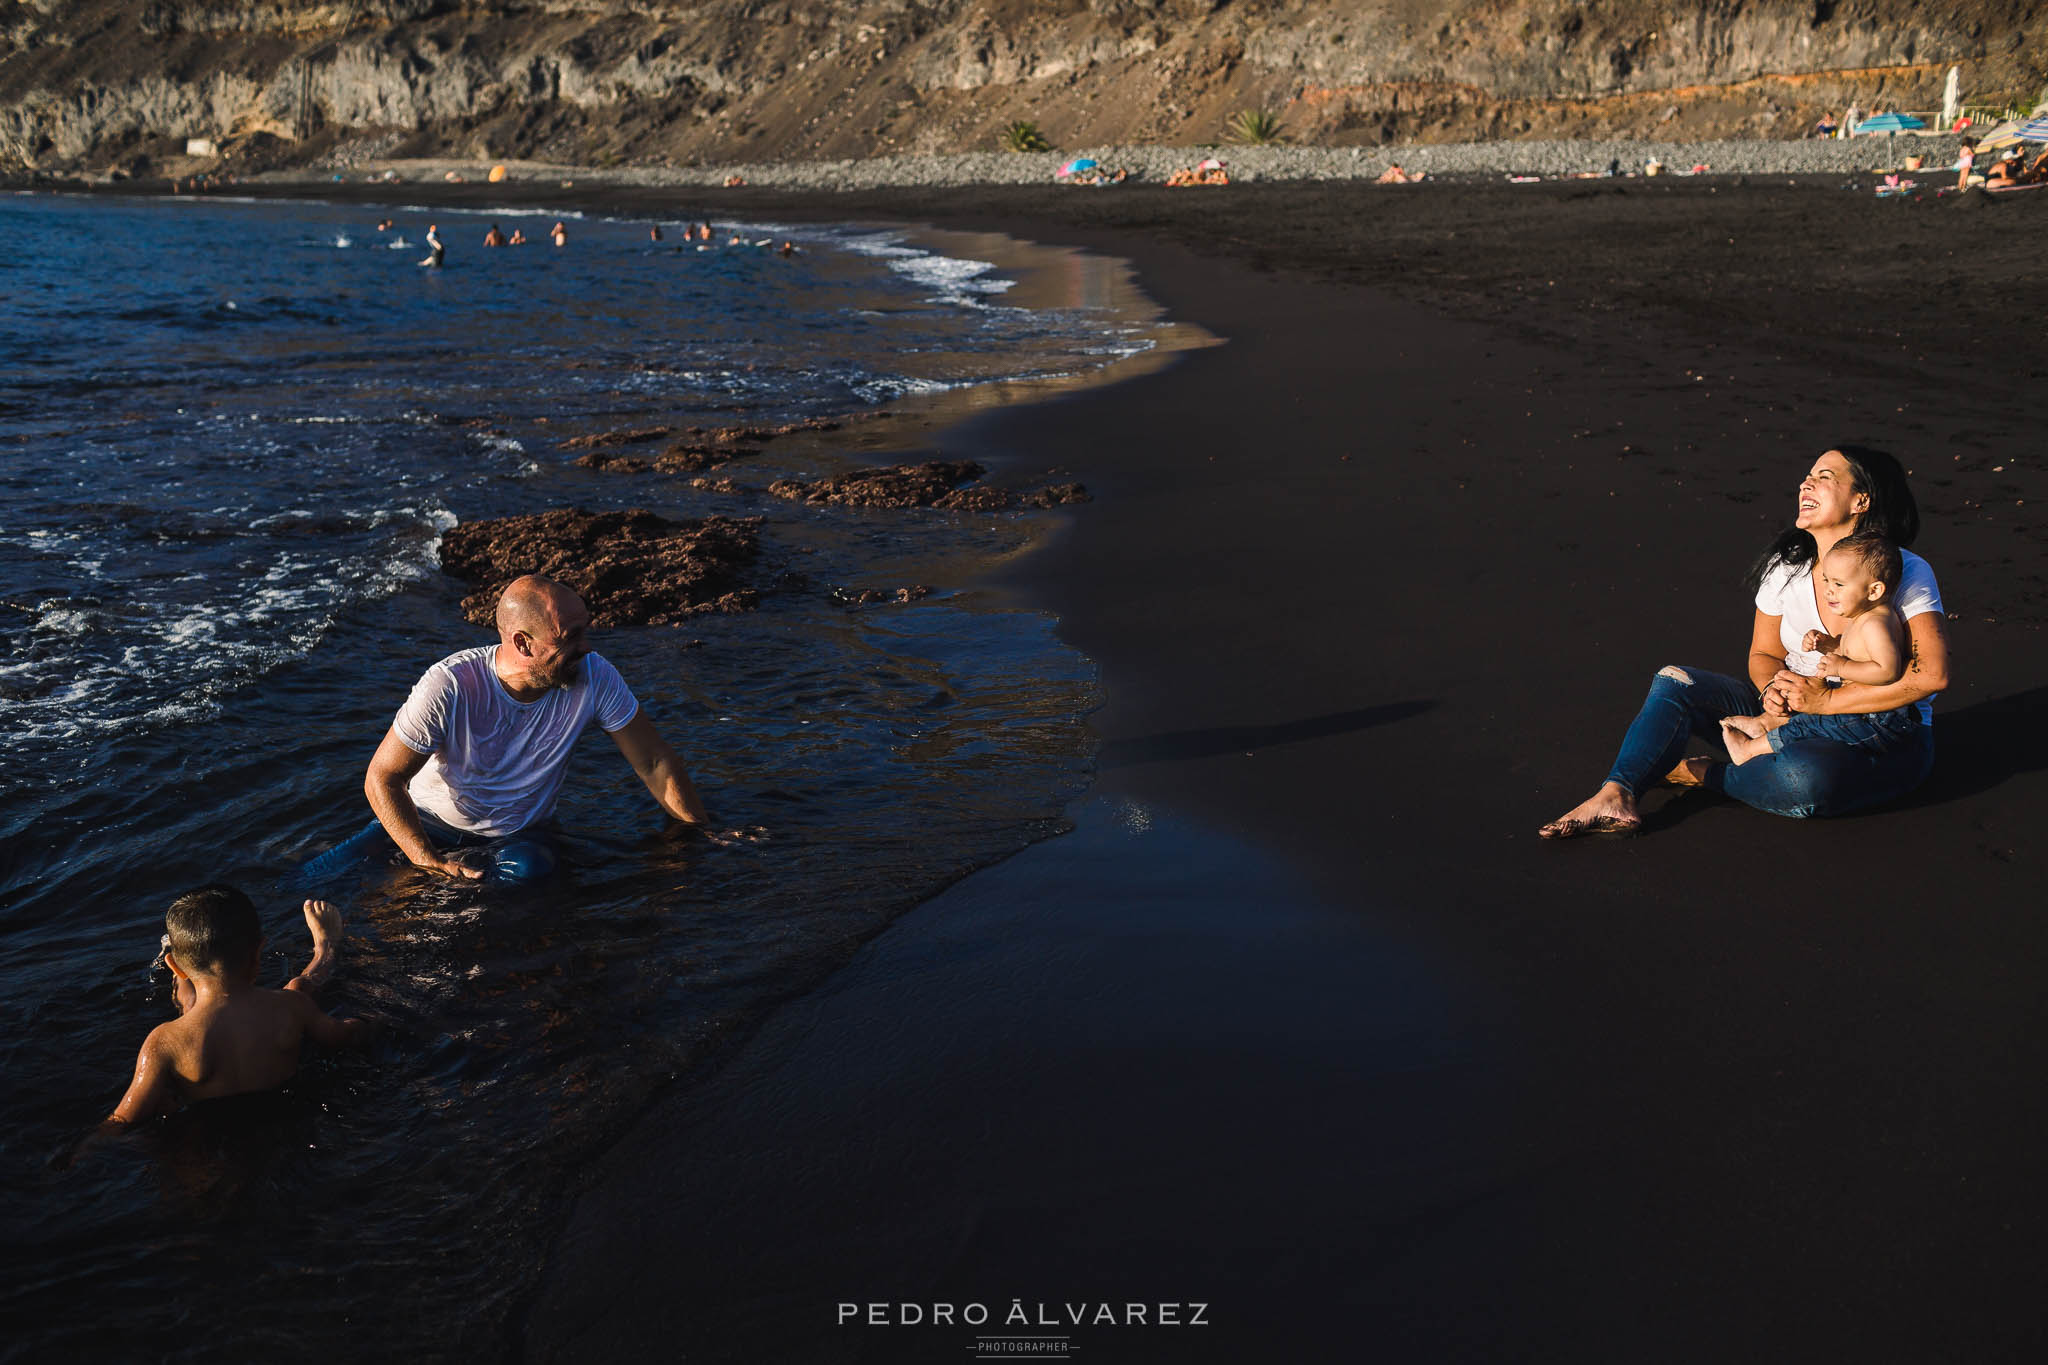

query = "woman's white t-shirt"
1755;549;1943;723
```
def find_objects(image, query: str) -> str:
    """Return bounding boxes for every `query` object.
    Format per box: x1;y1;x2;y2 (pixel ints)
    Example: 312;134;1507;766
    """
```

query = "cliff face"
2;1;2042;172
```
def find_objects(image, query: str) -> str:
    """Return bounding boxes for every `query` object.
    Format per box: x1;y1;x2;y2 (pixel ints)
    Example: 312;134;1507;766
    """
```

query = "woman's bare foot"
1539;781;1642;838
1719;718;1773;766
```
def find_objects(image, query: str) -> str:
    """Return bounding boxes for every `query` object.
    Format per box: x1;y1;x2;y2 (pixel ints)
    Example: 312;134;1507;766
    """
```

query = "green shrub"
1002;120;1051;153
1225;108;1285;145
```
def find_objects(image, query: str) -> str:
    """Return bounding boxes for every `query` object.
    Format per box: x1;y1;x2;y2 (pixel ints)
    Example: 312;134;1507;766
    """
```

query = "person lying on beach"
484;224;506;247
1719;533;1914;765
107;888;367;1124
1539;446;1948;837
1376;164;1424;184
363;574;719;880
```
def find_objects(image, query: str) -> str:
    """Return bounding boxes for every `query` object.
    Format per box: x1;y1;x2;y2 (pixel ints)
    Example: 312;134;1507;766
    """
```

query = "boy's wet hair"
1829;532;1903;595
165;884;262;974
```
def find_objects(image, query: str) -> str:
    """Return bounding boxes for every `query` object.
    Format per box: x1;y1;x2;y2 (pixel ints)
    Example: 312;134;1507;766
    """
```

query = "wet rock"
770;460;986;508
831;584;933;607
558;426;673;450
1018;482;1091;507
438;506;761;627
688;475;745;495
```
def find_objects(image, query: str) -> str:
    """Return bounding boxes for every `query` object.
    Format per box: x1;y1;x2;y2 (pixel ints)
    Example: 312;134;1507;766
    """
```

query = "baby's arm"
107;1028;179;1124
1823;609;1906;686
284;900;342;996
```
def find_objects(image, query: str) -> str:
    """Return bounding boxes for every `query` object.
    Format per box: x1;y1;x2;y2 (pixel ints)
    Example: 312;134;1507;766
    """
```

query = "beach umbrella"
2018;112;2048;142
1056;157;1098;178
1972;119;2026;150
1856;111;1926;165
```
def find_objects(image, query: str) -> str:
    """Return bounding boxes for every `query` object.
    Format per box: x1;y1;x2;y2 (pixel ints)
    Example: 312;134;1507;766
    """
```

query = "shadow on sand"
1098;700;1434;769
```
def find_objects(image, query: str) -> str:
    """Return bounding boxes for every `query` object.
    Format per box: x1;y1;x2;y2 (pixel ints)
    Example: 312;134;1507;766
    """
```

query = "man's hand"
415;852;486;880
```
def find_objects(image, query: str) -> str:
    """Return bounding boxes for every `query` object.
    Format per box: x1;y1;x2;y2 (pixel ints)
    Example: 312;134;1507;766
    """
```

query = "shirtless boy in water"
1720;533;1909;764
107;886;368;1124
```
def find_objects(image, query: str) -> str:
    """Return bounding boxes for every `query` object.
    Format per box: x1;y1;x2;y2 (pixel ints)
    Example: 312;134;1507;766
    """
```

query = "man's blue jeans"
1605;665;1934;819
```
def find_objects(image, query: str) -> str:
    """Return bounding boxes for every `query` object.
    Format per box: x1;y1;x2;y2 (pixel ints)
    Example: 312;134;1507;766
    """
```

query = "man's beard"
548;655;584;690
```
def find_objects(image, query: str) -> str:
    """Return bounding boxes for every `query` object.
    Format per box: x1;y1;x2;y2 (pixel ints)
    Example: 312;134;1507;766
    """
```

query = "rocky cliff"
2;1;2042;173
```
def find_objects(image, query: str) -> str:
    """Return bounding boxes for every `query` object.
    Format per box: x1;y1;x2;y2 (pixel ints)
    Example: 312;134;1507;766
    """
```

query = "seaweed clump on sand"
438;507;762;626
768;460;1090;510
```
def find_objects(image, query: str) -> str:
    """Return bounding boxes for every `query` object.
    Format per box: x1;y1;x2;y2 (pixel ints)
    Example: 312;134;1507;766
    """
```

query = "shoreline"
503;179;2046;1358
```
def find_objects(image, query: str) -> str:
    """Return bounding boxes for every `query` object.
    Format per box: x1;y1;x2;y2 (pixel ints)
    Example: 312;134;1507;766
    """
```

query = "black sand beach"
167;176;2048;1360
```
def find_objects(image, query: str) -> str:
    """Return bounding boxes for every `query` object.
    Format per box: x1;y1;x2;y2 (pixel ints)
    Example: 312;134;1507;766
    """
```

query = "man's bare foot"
1539;782;1642;839
1664;755;1714;787
1719;720;1772;767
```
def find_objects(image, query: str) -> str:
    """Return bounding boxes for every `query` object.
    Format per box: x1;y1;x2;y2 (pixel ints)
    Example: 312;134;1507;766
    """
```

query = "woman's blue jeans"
1604;665;1934;818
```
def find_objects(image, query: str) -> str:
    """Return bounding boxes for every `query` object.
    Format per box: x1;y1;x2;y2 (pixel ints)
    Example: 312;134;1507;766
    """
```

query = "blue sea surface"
0;192;1164;1358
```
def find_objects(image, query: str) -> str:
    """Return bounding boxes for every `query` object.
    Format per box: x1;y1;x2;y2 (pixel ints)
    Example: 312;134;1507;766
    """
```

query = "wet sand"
172;175;2048;1359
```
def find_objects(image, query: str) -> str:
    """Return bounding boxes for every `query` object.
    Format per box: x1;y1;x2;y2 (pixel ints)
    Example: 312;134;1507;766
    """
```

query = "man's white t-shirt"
393;645;640;836
1755;548;1943;724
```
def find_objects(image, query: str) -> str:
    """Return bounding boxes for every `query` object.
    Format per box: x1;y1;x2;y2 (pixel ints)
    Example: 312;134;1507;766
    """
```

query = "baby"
107;885;368;1124
1721;533;1914;765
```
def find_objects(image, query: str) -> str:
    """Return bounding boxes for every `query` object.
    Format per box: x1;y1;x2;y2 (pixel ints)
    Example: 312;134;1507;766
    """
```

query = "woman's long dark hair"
1744;445;1921;592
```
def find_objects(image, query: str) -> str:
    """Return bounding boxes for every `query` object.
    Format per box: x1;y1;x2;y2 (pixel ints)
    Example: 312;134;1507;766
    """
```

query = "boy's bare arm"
292;990;372;1048
107;1030;180;1124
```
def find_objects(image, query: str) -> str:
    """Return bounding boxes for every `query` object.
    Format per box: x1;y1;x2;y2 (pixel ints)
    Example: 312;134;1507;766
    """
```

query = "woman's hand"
1770;668;1833;715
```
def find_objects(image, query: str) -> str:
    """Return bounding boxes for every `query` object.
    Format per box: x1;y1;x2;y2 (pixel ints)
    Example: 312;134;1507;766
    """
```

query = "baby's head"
164;884;263;981
1821;533;1902;618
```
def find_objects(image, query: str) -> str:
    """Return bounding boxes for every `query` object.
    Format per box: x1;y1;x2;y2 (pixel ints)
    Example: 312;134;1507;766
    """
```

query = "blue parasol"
1057;157;1099;178
2017;112;2048;142
1856;111;1927;166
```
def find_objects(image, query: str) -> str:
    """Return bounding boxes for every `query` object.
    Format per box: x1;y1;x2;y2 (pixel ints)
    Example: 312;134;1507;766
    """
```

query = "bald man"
365;575;710;879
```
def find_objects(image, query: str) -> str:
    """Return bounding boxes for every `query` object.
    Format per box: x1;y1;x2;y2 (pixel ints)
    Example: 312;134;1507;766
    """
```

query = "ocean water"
0;192;1174;1358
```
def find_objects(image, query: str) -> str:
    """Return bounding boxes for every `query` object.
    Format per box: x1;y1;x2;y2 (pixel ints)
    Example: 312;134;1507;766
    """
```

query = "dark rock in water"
1018;482;1092;508
770;460;986;508
438;507;761;626
576;442;762;474
557;426;674;450
831;584;934;607
769;462;1091;511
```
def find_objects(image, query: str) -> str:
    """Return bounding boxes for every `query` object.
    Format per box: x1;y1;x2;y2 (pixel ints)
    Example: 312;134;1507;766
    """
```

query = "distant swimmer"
649;224;662;242
376;219;393;232
363;574;723;881
697;222;712;240
508;228;528;246
420;223;445;268
779;240;797;257
550;221;568;248
484;224;506;247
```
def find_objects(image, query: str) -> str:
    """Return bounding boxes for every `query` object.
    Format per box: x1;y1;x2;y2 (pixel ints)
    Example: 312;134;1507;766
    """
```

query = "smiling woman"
1540;444;1951;837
